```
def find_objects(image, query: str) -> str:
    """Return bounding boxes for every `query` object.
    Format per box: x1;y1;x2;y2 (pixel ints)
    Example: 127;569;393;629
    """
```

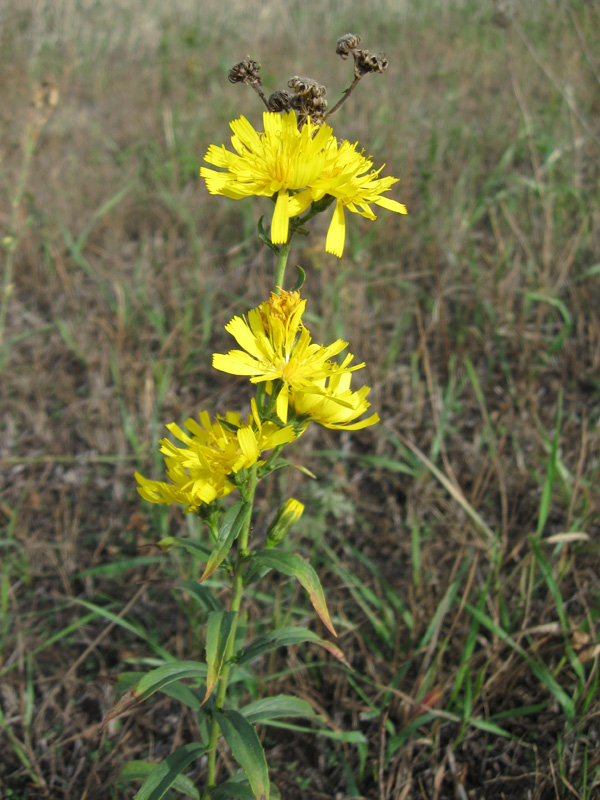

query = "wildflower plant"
116;34;406;800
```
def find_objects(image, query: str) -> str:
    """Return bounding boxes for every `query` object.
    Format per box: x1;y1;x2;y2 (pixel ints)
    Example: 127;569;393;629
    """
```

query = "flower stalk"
273;239;292;293
202;465;258;799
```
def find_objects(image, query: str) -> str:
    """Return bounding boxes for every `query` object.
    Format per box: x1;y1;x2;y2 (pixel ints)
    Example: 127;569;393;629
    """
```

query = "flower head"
290;357;379;430
200;111;337;245
135;405;296;512
289;140;407;257
213;293;363;423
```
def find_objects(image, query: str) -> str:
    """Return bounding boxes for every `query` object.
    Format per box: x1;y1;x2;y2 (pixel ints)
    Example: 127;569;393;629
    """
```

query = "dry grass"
1;1;600;798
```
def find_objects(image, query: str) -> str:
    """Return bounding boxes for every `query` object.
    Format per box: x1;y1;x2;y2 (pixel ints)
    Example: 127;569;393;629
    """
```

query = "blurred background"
1;1;599;798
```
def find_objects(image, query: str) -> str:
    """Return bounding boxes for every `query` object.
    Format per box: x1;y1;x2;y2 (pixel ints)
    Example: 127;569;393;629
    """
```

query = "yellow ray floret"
135;406;297;512
200;111;337;244
213;297;364;423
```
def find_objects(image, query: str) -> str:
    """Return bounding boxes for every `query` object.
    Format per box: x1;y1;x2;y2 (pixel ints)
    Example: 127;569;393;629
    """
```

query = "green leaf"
133;743;206;800
106;661;208;723
156;536;213;561
203;611;236;704
173;580;223;612
215;709;269;800
119;760;199;799
253;550;336;636
291;265;305;291
240;694;318;725
257;216;278;254
213;777;281;800
235;626;348;667
135;661;208;702
213;777;255;800
201;503;248;582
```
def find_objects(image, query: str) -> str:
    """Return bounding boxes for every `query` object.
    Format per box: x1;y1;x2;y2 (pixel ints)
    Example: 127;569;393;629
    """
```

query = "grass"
1;0;600;798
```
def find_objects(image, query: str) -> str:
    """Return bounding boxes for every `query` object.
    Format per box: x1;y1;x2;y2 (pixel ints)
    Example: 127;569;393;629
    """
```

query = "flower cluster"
135;404;296;512
136;290;378;512
200;111;406;257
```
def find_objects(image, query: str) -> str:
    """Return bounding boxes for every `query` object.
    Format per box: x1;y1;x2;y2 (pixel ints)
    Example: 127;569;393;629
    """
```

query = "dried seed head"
289;94;304;112
228;57;262;85
336;33;362;59
353;49;388;77
310;95;328;114
286;77;328;127
267;89;293;112
288;76;326;98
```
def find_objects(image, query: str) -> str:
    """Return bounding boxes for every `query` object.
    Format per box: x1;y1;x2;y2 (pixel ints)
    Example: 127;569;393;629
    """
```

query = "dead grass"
1;1;600;798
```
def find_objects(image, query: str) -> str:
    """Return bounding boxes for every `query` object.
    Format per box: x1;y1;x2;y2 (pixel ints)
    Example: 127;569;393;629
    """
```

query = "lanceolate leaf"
133;743;206;800
235;627;348;667
156;536;213;561
119;761;199;799
213;779;255;800
134;661;208;702
173;579;223;612
240;694;319;725
214;709;269;800
213;777;282;800
104;661;207;725
203;611;236;704
253;550;336;636
200;502;248;582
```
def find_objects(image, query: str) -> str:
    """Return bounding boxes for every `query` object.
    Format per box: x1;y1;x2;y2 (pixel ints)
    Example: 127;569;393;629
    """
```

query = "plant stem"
273;239;292;294
202;465;258;798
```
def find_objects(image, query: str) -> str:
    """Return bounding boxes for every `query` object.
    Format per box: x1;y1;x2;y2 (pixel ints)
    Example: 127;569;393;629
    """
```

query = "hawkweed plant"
113;34;406;800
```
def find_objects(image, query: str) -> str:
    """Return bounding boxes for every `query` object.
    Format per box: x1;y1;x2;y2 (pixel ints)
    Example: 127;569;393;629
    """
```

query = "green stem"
273;239;292;294
202;465;258;798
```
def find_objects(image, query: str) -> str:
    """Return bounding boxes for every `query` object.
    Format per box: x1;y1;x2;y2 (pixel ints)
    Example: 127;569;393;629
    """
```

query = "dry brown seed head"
336;33;362;59
267;90;293;112
228;57;262;85
287;76;325;98
354;49;388;77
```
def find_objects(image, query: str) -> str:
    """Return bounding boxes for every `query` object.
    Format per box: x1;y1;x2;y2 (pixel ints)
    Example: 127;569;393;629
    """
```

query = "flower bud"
266;498;304;548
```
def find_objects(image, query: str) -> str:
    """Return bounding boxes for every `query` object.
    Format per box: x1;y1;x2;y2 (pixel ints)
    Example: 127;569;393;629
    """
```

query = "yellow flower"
289;140;407;257
200;111;337;245
290;356;380;430
135;405;297;512
213;297;363;424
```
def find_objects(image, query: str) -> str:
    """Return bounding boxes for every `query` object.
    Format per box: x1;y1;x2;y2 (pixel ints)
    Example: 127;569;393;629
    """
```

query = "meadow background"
1;0;599;798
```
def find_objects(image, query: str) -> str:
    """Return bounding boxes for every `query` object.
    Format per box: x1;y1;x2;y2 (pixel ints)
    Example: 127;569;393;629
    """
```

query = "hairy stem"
202;465;258;798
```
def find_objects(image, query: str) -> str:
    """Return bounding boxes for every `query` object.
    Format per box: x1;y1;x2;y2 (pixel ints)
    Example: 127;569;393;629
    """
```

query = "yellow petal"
325;201;346;258
276;385;289;423
271;189;290;244
287;189;313;217
375;197;408;214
